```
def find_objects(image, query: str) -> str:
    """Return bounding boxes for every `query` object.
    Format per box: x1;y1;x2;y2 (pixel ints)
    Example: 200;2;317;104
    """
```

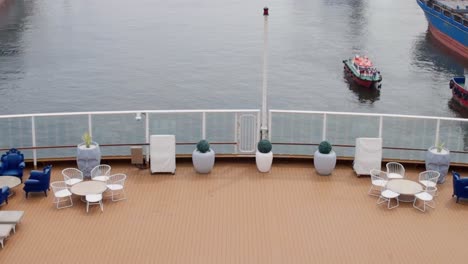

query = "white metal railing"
0;110;260;167
269;110;468;162
2;109;468;165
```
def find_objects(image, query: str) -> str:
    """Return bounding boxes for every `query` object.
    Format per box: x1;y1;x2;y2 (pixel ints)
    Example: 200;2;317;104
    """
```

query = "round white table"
0;176;22;196
386;179;423;202
70;181;107;196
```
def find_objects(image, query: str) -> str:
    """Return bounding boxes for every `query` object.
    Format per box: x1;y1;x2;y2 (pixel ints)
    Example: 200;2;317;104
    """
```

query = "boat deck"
1;159;468;263
438;0;468;12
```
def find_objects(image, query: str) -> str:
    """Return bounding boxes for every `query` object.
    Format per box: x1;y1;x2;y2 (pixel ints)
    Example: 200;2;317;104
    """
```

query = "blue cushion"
25;179;40;185
1;186;9;193
458;178;468;184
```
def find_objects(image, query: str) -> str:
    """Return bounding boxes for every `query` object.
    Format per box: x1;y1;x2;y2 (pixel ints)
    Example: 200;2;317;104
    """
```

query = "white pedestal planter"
425;147;450;184
314;150;336;176
256;151;273;172
77;142;101;178
192;149;215;174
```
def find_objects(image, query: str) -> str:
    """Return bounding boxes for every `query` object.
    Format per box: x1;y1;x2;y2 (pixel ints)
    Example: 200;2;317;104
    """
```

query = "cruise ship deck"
1;159;467;263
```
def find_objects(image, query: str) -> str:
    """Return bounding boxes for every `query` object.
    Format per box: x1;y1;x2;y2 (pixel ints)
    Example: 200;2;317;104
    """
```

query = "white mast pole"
261;7;269;140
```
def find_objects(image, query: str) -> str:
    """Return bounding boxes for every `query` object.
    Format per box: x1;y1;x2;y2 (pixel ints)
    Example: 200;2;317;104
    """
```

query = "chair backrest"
370;169;387;183
91;165;111;179
108;173;127;187
386;162;405;177
0;148;24;170
425;186;437;198
50;181;68;196
452;171;459;189
42;165;52;186
62;168;83;180
451;171;468;196
419;170;440;183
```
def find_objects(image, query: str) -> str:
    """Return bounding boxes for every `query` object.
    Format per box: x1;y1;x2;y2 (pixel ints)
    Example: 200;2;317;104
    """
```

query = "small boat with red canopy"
343;55;382;89
449;76;468;108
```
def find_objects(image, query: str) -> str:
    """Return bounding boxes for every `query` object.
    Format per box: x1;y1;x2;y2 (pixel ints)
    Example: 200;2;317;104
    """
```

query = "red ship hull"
429;24;468;61
450;77;468;108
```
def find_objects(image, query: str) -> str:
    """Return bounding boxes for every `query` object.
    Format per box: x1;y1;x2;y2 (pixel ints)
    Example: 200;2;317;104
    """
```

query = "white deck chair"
377;185;400;209
86;194;103;213
106;173;127;202
419;170;440;188
369;169;388;197
62;168;83;186
386;162;405;179
150;135;176;174
51;181;73;209
413;186;436;212
353;138;382;176
91;164;111;182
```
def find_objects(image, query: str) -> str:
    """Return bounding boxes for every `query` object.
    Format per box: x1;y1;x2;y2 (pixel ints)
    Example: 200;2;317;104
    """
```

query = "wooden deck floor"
1;159;468;263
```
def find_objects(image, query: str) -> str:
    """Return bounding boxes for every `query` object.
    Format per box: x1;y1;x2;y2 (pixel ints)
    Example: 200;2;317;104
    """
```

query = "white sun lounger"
150;135;176;174
353;137;382;176
0;211;25;233
0;224;14;248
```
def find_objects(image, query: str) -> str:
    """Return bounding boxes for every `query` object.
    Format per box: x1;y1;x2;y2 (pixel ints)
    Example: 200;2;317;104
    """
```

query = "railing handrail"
269;109;468;123
1;109;465;123
0;109;260;119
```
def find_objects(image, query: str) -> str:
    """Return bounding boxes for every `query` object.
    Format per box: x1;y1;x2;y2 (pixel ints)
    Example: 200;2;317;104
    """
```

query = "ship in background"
416;0;468;61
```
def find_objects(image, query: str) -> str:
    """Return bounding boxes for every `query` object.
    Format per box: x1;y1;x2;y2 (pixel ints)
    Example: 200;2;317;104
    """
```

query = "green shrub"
82;132;92;148
196;140;211;153
257;139;272;153
318;141;332;154
436;142;445;153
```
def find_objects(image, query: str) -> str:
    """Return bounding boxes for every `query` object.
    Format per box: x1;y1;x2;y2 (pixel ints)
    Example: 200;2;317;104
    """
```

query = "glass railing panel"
325;114;380;157
148;112;201;154
34;115;88;158
439;119;468;163
0;117;33;158
92;113;144;156
382;117;437;161
270;112;323;155
206;112;237;154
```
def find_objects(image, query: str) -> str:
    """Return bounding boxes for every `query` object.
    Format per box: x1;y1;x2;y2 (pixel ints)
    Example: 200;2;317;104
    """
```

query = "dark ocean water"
0;0;467;116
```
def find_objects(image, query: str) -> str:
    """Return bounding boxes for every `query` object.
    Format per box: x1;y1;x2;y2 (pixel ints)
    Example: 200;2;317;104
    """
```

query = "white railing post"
268;110;272;140
260;7;269;140
88;114;93;137
257;111;262;143
234;113;238;153
31;116;37;168
322;113;327;141
202;112;206;139
379;116;383;138
145;112;150;164
435;119;441;146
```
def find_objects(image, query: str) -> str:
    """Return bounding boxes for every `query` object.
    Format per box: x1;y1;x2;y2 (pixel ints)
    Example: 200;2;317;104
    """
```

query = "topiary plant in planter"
314;141;336;176
256;139;273;172
192;139;215;174
76;131;101;177
425;142;450;183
